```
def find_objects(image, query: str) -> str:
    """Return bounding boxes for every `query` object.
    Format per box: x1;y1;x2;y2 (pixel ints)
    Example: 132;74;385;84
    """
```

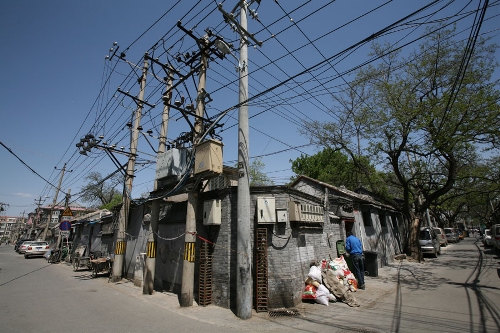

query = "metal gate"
255;228;268;312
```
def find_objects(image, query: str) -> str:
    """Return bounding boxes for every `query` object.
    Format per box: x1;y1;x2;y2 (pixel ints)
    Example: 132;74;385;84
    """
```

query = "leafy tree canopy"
248;158;275;186
290;147;386;193
79;171;123;209
301;25;500;260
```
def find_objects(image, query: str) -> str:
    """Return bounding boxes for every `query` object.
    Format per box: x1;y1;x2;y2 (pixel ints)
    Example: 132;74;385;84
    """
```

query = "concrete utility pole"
56;189;71;250
31;196;46;239
180;38;208;307
143;67;173;295
236;2;252;320
42;163;69;241
111;53;149;282
218;0;261;319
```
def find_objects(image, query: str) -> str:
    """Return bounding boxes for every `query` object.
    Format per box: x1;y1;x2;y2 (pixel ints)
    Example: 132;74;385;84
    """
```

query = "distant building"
0;216;23;241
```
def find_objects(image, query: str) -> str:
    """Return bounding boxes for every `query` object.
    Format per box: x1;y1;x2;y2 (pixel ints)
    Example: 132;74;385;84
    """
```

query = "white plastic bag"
315;284;330;306
308;265;322;283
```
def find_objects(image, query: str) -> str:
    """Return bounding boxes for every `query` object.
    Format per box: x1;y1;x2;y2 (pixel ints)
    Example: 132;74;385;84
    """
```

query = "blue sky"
1;0;499;217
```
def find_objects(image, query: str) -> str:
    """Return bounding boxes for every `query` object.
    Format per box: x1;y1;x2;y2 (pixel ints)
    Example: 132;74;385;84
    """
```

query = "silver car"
420;227;441;258
17;241;36;254
433;227;448;247
444;227;458;243
24;241;50;258
483;229;493;247
491;224;500;253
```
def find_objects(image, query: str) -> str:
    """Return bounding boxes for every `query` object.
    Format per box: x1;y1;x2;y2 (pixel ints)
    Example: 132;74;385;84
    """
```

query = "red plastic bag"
302;284;317;299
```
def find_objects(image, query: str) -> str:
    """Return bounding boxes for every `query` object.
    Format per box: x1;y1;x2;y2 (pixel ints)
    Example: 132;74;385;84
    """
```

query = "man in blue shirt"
345;231;365;290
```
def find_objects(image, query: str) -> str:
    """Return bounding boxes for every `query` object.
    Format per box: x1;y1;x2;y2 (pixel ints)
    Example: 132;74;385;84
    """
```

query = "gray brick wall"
200;187;344;309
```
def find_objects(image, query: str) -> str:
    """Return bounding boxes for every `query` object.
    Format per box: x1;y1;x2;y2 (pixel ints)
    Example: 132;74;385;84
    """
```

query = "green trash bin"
336;240;345;257
336;240;355;273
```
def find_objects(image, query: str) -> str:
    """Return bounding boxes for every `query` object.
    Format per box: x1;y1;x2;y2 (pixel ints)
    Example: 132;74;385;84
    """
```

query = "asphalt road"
1;237;499;333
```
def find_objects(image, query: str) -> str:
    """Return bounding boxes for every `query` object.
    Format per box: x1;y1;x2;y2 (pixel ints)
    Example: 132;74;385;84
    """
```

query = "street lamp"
215;39;242;72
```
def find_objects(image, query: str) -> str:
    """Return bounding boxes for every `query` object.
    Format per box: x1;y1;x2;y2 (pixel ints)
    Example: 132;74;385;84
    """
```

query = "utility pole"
42;163;70;241
56;189;71;250
111;53;148;282
14;211;25;242
236;2;252;320
143;66;173;295
31;196;45;239
218;0;261;319
180;37;208;307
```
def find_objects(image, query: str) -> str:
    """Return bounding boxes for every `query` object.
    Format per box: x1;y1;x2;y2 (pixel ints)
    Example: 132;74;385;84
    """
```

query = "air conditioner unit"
203;199;221;225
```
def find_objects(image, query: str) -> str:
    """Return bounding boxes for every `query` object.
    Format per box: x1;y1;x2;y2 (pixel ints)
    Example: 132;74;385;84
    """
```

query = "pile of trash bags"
302;256;360;307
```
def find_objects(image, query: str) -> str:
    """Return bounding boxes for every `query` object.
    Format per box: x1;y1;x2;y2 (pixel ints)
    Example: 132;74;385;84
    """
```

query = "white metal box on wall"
203;199;221;226
257;197;276;224
288;201;302;222
276;208;288;223
194;139;223;175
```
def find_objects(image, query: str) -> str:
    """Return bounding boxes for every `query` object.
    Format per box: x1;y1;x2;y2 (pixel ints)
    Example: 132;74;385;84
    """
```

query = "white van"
491;224;500;253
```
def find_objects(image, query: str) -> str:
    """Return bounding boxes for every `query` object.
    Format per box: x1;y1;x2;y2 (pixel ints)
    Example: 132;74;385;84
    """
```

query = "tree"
80;171;123;209
248;158;275;186
302;26;500;260
290;147;386;192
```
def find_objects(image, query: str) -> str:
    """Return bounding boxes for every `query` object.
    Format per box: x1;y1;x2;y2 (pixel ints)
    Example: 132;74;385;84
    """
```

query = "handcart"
72;252;91;271
90;257;113;279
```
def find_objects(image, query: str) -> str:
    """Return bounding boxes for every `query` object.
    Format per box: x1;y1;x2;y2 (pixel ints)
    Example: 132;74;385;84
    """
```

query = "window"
362;211;372;227
420;229;431;240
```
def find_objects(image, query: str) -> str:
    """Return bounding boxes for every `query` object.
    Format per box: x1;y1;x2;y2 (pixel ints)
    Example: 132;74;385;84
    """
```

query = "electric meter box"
257;197;276;224
276;208;288;223
203;199;221;226
194;139;223;175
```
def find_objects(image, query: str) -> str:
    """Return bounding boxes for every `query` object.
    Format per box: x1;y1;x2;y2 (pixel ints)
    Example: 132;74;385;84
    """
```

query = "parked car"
433;227;448;247
444;228;458;243
14;239;32;252
420;227;440;258
483;229;493;247
491;224;500;253
24;241;50;258
17;241;36;254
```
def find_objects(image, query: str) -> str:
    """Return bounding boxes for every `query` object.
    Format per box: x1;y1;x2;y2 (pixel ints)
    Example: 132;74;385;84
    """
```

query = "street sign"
60;230;70;238
59;220;71;231
62;207;73;216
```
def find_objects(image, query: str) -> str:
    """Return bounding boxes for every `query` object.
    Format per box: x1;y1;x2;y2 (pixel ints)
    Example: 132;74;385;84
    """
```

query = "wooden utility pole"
42;163;69;241
180;38;207;307
143;67;173;294
111;53;148;282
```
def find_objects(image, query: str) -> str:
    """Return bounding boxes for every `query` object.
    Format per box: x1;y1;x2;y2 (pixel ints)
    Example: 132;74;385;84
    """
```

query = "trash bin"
336;240;355;273
336;240;346;257
363;251;378;277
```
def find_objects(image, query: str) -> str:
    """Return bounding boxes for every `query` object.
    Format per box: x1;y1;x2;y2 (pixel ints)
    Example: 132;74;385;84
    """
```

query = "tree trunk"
408;216;423;262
